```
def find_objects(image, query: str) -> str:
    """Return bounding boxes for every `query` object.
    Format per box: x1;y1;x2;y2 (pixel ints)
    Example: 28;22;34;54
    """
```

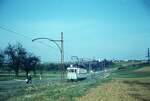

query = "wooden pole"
61;32;64;80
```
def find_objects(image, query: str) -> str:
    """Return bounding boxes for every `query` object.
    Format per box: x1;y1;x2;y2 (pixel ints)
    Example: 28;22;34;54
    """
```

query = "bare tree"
22;53;40;78
4;43;26;76
4;43;40;77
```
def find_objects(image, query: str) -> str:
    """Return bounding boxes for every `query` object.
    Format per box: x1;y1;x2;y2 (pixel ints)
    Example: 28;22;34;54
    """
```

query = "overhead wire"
0;25;51;47
0;25;68;62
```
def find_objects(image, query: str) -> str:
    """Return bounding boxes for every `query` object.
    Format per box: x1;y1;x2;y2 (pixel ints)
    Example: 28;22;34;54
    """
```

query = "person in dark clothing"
28;75;32;83
26;74;32;84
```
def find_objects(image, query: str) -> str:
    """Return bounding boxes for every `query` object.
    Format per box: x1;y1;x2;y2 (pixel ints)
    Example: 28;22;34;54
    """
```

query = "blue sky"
0;0;150;62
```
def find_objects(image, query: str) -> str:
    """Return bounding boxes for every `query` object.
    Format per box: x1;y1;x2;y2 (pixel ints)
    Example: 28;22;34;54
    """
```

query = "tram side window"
68;69;74;72
68;69;77;73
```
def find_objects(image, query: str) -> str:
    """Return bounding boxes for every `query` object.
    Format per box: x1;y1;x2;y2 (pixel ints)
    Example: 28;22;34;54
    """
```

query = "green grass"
0;69;112;101
111;64;150;78
1;62;143;101
0;78;111;101
0;71;61;81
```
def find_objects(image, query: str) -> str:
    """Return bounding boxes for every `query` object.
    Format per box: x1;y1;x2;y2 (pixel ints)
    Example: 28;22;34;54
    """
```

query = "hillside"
76;65;150;101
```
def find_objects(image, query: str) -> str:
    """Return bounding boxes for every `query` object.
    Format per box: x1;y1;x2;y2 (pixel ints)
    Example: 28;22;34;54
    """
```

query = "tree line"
0;43;40;78
0;43;114;78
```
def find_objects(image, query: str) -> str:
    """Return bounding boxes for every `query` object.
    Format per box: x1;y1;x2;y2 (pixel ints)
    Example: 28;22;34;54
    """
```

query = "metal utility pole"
60;32;64;80
32;32;64;80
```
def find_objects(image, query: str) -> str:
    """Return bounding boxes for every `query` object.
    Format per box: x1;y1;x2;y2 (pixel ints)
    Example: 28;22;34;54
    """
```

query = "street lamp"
32;32;64;80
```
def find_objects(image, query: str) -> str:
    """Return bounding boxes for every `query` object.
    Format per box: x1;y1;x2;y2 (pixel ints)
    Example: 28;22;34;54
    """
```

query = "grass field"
0;77;110;101
1;63;149;101
0;71;61;81
76;65;150;101
0;69;112;101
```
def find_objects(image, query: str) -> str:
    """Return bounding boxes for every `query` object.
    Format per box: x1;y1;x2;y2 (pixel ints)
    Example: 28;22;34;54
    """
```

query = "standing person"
39;73;42;80
28;74;32;83
26;74;32;84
